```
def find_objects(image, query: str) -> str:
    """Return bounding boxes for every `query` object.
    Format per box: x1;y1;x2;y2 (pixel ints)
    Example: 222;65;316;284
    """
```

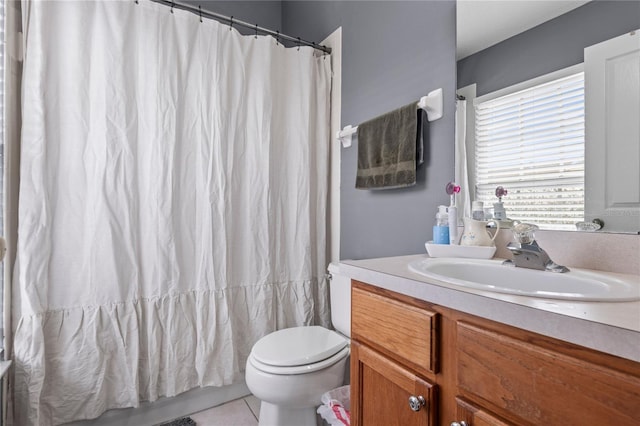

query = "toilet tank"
328;262;351;338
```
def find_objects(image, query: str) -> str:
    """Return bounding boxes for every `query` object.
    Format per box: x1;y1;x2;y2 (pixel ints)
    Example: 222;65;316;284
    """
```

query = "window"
474;69;585;230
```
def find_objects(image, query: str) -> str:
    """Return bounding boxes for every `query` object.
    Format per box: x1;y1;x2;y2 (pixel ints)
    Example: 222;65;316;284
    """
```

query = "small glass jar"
471;201;484;220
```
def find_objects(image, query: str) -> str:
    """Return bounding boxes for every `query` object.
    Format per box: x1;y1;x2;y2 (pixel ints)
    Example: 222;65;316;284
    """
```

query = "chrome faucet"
503;223;569;273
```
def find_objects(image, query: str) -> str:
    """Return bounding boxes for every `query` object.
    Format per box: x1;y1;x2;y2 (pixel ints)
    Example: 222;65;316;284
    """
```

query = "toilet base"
258;401;318;426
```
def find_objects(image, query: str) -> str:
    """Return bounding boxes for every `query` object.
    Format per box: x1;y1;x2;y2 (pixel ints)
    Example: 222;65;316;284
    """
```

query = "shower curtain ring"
255;24;258;39
229;16;234;31
297;37;301;51
170;1;174;13
199;5;202;22
276;30;279;46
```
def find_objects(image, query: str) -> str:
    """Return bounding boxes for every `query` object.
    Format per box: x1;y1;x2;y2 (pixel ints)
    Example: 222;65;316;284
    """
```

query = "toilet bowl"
245;263;351;426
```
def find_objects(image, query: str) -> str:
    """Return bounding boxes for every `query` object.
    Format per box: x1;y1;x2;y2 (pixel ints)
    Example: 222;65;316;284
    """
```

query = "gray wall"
184;1;458;261
283;1;457;260
457;0;640;97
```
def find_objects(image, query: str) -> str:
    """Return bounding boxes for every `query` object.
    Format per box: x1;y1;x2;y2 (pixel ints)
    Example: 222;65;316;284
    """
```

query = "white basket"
317;385;350;426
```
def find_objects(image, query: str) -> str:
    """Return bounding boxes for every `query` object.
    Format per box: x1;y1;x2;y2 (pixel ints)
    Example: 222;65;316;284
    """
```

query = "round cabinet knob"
451;422;468;426
408;395;426;412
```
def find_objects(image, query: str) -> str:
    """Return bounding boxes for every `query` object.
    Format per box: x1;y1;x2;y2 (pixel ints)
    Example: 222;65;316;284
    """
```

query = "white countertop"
340;254;640;362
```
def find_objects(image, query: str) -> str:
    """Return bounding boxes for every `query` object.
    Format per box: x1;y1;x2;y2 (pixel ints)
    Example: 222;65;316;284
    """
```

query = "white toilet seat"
249;345;350;375
248;326;350;375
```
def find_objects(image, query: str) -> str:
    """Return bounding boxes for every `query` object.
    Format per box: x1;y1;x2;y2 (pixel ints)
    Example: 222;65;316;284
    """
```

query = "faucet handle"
512;223;539;244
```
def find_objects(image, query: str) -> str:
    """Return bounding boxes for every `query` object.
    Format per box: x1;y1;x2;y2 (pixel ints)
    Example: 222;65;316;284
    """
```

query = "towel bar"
336;87;443;147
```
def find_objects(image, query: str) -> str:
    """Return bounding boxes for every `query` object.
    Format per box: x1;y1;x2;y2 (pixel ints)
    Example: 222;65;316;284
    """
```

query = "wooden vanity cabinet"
350;281;640;426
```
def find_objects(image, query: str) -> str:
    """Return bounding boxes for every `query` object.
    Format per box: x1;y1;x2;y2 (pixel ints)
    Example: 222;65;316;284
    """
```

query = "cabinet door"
351;342;436;426
454;397;514;426
456;321;640;424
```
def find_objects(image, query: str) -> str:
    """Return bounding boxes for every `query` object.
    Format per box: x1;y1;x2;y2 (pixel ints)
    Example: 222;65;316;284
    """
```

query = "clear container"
436;205;448;226
471;201;484;220
483;206;494;220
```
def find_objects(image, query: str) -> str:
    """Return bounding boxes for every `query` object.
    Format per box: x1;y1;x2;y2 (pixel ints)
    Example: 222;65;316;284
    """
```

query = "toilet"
245;262;351;426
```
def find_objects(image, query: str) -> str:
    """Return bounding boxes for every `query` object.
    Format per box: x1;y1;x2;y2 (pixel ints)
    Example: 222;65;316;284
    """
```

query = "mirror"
456;0;640;233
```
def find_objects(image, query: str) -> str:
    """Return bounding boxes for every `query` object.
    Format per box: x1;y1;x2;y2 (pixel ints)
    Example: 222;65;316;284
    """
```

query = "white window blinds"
475;72;585;230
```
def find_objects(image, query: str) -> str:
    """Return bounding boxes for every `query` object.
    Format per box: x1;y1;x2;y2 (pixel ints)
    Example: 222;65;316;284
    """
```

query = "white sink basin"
408;258;640;302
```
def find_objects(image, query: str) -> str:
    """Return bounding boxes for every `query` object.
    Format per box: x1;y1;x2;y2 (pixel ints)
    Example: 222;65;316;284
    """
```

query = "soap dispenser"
433;205;450;245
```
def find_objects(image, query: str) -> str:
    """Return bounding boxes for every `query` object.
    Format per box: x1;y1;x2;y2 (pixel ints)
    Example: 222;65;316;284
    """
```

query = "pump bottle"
433;205;450;244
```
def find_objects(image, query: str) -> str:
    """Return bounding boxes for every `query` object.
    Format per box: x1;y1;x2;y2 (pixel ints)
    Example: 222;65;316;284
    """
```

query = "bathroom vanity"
341;255;640;426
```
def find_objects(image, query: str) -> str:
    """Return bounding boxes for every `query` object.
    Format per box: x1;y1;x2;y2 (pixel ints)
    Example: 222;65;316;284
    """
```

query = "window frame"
469;63;585;230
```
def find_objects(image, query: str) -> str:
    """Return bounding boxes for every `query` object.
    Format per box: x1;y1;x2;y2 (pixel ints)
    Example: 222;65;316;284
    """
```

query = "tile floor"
189;395;260;426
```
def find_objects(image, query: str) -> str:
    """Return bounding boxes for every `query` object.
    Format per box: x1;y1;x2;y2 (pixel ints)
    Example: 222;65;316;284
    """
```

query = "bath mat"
157;417;196;426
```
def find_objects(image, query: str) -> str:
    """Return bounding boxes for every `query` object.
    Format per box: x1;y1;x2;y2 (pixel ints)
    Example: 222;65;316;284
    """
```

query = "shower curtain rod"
147;0;332;54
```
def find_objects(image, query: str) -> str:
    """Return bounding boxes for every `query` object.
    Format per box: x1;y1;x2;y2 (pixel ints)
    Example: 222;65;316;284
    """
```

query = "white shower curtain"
13;1;331;425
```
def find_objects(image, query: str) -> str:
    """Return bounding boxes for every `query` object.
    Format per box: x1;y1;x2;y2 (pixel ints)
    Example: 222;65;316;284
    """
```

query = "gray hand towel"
355;102;425;190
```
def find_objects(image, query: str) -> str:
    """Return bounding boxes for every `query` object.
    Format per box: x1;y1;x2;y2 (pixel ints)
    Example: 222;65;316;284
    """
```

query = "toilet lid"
251;326;348;367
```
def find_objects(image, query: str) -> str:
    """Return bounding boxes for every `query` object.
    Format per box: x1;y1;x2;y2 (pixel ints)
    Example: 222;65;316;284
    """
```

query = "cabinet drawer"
351;284;438;375
455;397;513;426
456;321;640;424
